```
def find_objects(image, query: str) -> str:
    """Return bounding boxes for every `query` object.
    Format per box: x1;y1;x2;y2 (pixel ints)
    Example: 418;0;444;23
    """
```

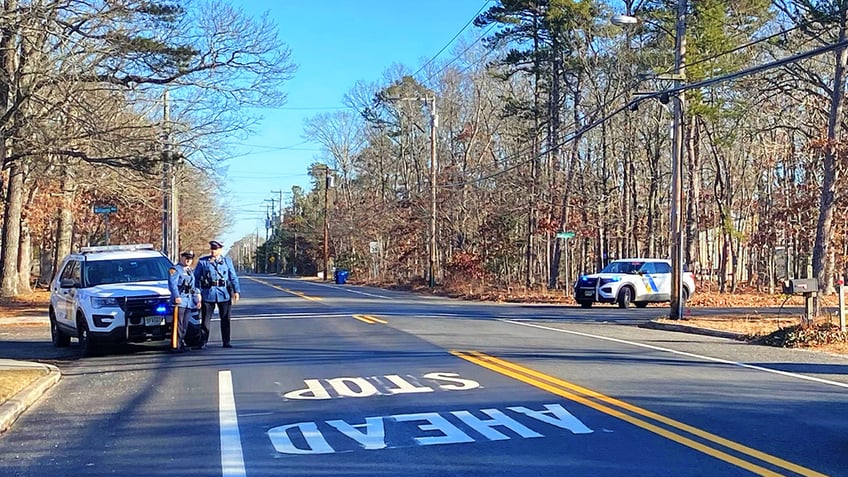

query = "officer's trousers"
200;300;233;345
175;306;191;347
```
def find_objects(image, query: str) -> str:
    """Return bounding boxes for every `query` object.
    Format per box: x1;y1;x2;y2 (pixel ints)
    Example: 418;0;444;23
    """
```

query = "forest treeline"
0;1;294;297
253;0;848;298
0;1;845;300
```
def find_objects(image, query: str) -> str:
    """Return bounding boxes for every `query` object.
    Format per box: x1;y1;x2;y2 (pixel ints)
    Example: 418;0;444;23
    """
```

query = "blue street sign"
93;205;118;214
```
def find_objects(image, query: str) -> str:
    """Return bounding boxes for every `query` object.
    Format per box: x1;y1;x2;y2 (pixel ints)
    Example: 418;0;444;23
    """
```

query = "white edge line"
219;370;247;477
502;319;848;389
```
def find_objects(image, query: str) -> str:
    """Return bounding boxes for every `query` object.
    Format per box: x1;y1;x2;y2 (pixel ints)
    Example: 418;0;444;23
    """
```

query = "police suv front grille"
577;277;598;288
123;295;171;326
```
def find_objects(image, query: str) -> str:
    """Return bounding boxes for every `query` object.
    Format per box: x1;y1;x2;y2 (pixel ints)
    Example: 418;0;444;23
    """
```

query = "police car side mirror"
59;278;77;288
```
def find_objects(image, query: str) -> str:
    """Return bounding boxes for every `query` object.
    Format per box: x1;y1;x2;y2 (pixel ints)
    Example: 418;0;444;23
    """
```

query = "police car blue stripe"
645;274;659;292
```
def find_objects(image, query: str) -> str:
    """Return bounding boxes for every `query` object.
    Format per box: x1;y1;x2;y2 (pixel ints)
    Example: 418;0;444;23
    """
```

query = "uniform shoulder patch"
169;267;176;275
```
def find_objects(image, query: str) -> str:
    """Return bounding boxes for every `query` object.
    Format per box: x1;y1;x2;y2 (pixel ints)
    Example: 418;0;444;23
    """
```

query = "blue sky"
219;1;493;249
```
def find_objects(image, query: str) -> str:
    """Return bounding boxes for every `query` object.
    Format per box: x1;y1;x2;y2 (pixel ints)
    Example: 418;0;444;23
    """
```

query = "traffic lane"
293;274;815;323
506;319;848;385
0;347;230;476
242;275;668;324
386;314;847;476
219;313;812;476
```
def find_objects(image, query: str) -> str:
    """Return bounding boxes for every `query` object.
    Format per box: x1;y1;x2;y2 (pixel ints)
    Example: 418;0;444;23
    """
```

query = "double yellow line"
246;276;323;302
452;350;825;477
353;314;387;324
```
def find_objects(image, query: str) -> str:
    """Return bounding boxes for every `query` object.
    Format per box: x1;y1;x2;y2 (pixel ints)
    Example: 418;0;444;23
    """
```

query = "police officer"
193;240;240;348
168;250;201;353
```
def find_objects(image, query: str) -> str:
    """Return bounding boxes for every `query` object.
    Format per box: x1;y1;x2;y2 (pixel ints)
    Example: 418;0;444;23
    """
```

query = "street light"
613;0;688;320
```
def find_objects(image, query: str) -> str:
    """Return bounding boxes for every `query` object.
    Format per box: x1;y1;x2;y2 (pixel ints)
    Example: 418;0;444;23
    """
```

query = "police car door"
53;259;80;325
645;262;670;299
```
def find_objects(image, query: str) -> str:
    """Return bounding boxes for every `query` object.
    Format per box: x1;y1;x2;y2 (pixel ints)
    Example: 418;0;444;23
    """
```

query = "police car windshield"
82;257;173;287
600;261;644;274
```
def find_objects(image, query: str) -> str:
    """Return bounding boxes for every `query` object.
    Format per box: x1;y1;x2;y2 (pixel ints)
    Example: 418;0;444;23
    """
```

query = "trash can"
335;269;349;284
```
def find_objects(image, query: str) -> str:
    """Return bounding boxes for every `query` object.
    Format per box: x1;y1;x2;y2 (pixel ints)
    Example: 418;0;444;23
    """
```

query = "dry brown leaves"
0;290;50;319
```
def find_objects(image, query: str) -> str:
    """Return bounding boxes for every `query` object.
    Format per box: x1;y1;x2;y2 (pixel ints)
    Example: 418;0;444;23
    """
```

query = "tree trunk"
0;0;17;296
54;162;76;277
686;118;700;272
812;7;847;298
1;161;23;297
17;220;31;293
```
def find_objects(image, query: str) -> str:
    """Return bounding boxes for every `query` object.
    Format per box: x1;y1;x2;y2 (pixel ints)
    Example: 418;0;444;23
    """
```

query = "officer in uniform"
193;240;240;348
168;250;201;352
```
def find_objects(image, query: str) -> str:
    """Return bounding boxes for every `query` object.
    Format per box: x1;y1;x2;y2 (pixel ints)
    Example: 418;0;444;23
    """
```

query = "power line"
444;37;848;189
412;0;493;81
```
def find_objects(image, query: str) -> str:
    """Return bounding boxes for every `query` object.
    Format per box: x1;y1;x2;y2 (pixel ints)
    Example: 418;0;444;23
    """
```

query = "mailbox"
783;278;819;294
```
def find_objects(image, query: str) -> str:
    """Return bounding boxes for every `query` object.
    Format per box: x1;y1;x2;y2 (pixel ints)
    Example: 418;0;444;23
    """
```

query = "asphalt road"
1;275;847;476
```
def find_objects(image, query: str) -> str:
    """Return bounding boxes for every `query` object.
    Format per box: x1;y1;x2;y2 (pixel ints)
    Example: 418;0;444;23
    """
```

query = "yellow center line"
453;350;825;477
246;276;323;302
352;314;387;324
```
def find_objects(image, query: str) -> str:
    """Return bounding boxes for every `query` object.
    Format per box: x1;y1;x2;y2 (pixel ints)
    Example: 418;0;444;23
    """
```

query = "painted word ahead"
268;403;593;455
282;372;480;400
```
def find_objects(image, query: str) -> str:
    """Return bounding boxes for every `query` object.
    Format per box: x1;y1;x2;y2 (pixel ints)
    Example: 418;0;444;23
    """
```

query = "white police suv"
49;244;175;357
574;258;696;308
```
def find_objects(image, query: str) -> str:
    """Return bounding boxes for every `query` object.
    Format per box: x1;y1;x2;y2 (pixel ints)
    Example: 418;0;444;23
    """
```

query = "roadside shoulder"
639;320;747;340
0;360;60;434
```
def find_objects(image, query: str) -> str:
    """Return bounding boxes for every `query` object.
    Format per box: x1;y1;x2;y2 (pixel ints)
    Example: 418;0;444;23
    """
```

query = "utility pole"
272;189;284;274
161;89;178;261
611;2;686;318
292;194;299;276
322;166;332;281
427;96;437;289
668;0;687;320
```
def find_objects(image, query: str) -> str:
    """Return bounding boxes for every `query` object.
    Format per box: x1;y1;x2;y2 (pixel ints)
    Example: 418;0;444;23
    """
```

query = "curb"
639;321;749;340
0;362;61;434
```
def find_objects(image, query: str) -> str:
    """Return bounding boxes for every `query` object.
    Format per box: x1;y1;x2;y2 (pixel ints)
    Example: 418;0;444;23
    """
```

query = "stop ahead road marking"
453;350;826;477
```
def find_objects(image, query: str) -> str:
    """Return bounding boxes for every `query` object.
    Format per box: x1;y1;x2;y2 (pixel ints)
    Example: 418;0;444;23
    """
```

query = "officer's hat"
209;240;224;250
180;250;195;258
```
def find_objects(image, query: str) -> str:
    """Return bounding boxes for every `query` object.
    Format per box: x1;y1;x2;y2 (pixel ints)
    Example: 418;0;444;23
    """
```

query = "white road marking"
290;279;394;299
504;319;848;389
219;370;247;477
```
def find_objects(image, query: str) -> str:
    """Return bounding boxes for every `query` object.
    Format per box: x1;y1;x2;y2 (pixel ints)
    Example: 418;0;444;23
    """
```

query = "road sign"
93;205;118;214
556;231;575;239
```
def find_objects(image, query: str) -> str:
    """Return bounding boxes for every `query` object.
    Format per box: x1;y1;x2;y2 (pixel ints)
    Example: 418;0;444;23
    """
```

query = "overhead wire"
411;0;493;81
442;35;848;191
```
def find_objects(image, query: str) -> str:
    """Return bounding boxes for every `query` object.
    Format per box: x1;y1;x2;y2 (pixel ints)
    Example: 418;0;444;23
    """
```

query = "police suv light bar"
79;244;156;254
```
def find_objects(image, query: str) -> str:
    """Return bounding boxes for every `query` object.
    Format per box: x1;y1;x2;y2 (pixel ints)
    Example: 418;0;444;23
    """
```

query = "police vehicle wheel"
617;287;633;308
77;317;97;358
50;309;70;347
682;287;690;302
